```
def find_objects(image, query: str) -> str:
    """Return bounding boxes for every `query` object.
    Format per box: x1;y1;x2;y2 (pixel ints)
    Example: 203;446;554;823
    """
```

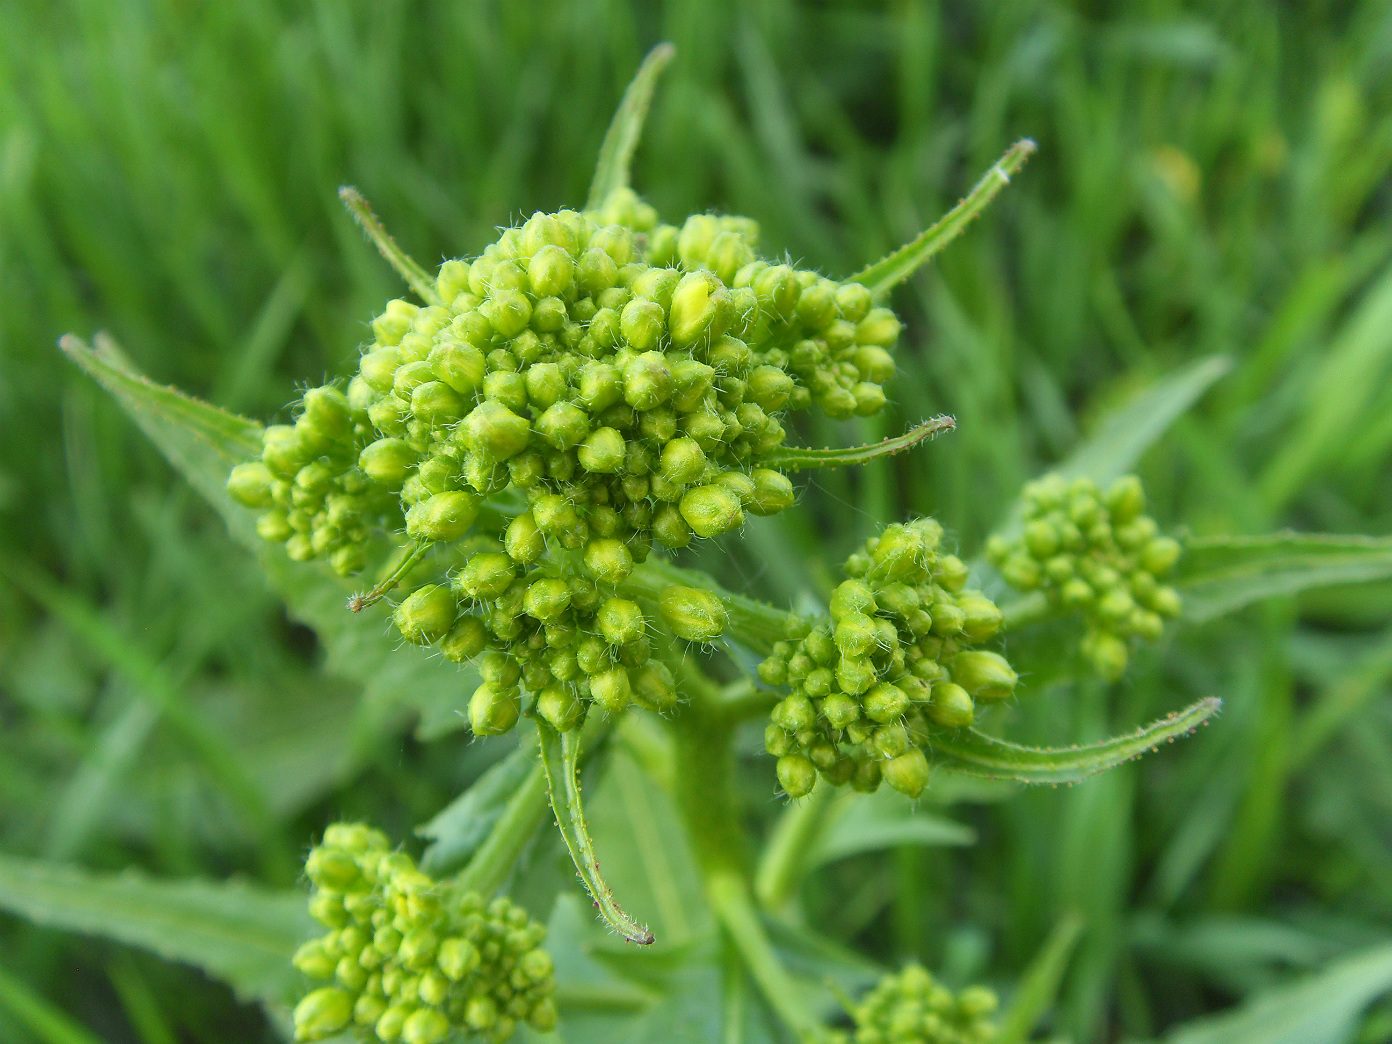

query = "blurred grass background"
2;0;1392;1041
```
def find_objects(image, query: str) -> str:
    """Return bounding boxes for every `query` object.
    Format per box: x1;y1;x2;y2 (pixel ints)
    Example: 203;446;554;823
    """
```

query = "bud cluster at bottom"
291;823;556;1044
814;964;998;1044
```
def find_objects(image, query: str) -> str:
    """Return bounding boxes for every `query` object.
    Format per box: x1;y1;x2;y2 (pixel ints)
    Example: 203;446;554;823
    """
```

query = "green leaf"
807;788;975;869
847;140;1036;297
60;334;478;740
1177;532;1392;622
536;722;654;946
0;962;104;1044
995;912;1084;1044
758;415;956;471
585;43;676;211
1057;354;1231;488
418;743;536;876
0;853;310;1003
338;186;443;305
929;697;1220;784
1160;942;1392;1044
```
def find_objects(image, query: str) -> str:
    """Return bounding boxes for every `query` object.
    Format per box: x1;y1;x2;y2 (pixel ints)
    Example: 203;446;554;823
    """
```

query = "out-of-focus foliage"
2;1;1391;1042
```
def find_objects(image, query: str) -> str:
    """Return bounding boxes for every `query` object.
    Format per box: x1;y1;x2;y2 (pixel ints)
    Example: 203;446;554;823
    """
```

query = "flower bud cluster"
230;194;912;735
291;823;556;1044
758;519;1017;800
816;964;999;1044
985;474;1182;679
227;388;401;576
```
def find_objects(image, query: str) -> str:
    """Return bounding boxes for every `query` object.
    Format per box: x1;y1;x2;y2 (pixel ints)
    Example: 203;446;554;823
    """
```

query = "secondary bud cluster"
291;824;556;1044
227;388;400;576
985;474;1182;679
230;192;911;735
758;519;1017;800
817;965;999;1044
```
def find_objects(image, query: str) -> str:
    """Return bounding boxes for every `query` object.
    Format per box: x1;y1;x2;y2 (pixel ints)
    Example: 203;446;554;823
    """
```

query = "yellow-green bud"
927;681;975;728
227;461;276;508
658;586;728;642
483;288;532;338
796;281;837;328
835;613;879;657
836;282;873;322
440;616;488;663
469;682;521;735
864;682;910;723
405;491;479;542
591;666;632;714
956;591;1004;642
623;350;673;410
524;578;571;622
883;749;930;798
1083;630;1129;680
856;307;901;348
534;401;590;450
652;503;692;548
777;754;818;798
577;426;626;473
358;438;415;490
454;552;516;600
461;400;531;461
949;651;1017;702
829;580;877;620
632;660;678;711
527;244;574;297
393;585;457;645
437;936;480;981
1105;475;1146;523
669;272;725;346
597;597;646;645
262;424;305;477
292;938;337;980
400;1008;448;1044
374;1005;409;1042
660;436;707;485
537;684;583;731
583;537;634;583
465;995;498;1032
620;299;666;351
353;993;388;1027
1142;536;1181;575
293;987;353;1041
1150;584;1182;618
679;484;744;538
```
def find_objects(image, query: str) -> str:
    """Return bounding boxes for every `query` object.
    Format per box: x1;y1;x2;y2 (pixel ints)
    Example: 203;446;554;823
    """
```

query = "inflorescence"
759;519;1017;799
985;473;1181;678
292;824;556;1044
227;189;905;737
816;964;999;1044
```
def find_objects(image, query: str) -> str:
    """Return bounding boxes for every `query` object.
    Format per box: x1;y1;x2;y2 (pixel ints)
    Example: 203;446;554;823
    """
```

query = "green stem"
625;557;806;654
754;783;837;915
453;761;549;899
667;660;819;1040
338;186;443;306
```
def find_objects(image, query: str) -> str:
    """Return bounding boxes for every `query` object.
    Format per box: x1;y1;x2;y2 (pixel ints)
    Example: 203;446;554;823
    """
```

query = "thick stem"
754;783;836;915
667;659;819;1040
453;762;549;898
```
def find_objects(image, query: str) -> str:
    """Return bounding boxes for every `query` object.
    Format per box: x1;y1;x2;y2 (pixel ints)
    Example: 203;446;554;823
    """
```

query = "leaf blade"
929;698;1221;784
585;43;676;211
759;416;955;472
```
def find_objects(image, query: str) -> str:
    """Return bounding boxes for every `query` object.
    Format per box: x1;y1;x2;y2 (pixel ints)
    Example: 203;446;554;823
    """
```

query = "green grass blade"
1161;942;1392;1044
536;721;654;945
847;140;1036;297
1177;533;1392;622
0;963;104;1044
0;854;310;1004
759;415;955;471
338;186;442;305
1057;355;1231;487
929;698;1221;784
995;911;1084;1044
585;43;676;211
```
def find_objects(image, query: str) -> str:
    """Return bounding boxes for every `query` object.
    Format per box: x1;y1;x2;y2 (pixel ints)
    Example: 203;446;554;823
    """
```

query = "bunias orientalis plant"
59;44;1225;1044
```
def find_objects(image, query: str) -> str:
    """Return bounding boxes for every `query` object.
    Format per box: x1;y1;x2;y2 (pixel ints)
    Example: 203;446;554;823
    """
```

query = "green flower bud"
631;660;678;711
659;436;707;485
482;288;532;338
597;597;646;645
356;438;413;490
526;243;574;297
835;613;879;657
294;987;353;1041
454;552;516;600
864;682;910;723
927;682;975;728
394;585;457;645
1150;584;1182;618
335;953;368;991
1105;474;1146;523
1082;629;1129;680
577;361;622;411
577;426;626;473
949;651;1018;702
777;754;817;798
308;892;347;928
591;666;632;714
504;512;546;564
856;307;901;348
374;1005;409;1042
360;347;403;392
470;682;521;735
795;281;837;328
956;592;1004;642
262;424;306;477
679;484;744;539
1141;535;1181;575
929;602;966;636
301;386;352;440
652;503;693;548
400;1008;449;1044
483;370;528;412
836;656;877;696
583;537;634;582
436;936;480;981
461;400;531;461
883;749;930;798
623;350;673;410
524;578;571;622
353;993;387;1027
425;341;485;396
534;401;590;451
657;586;728;642
669;272;725;346
293;938;337;980
536;684;584;731
523;362;566;410
405;491;479;542
745;365;794;412
227;461;276;508
620;298;666;351
305;846;360;891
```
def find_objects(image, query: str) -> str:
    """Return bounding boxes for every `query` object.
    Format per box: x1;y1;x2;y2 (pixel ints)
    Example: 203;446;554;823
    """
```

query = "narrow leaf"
848;140;1036;297
536;722;654;946
585;43;676;211
928;698;1220;784
1161;942;1392;1044
759;415;955;471
338;186;442;305
0;962;104;1044
0;853;310;1003
418;745;537;875
995;912;1084;1044
1057;354;1231;488
807;789;975;870
1177;532;1392;622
